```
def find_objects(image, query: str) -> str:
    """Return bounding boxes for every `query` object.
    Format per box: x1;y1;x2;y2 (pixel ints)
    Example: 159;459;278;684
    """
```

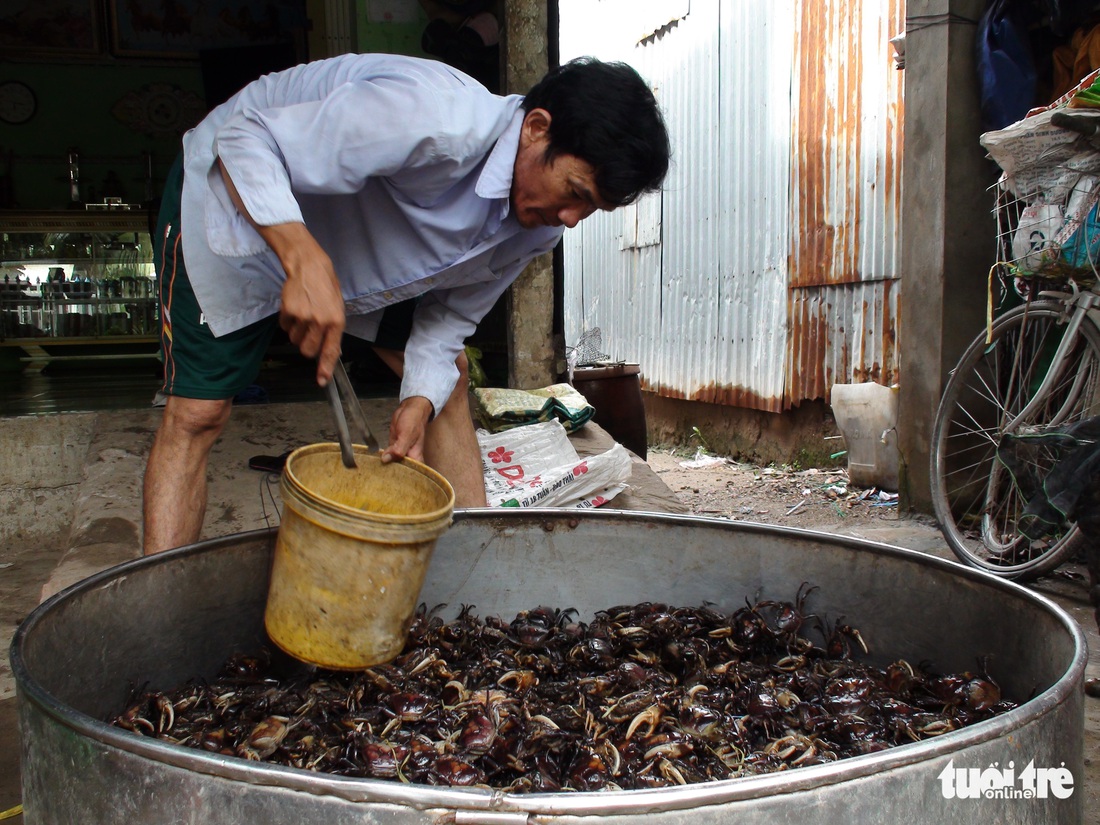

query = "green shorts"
155;154;415;400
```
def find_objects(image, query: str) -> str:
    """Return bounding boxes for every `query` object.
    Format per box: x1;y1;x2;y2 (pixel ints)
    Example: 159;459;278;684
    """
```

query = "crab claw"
155;694;175;734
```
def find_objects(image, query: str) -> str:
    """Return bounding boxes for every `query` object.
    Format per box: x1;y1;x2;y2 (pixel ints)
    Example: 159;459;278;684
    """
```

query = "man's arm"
218;159;345;386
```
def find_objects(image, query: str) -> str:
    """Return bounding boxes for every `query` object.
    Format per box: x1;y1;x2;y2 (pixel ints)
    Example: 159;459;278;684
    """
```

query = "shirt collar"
475;105;525;206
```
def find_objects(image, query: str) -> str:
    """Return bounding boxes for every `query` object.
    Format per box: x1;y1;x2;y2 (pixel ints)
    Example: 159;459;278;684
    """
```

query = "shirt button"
383;291;393;299
424;277;434;285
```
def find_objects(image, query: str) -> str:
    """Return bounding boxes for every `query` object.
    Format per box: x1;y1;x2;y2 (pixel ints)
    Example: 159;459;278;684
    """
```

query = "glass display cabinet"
0;210;158;365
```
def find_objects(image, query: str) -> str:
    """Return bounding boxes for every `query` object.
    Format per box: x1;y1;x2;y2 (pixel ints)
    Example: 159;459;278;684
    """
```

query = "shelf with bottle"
0;212;157;346
2;272;156;337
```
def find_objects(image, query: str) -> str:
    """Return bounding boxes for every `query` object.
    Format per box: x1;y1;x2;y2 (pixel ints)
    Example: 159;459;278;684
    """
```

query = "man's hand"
217;158;345;386
272;228;345;386
383;396;435;464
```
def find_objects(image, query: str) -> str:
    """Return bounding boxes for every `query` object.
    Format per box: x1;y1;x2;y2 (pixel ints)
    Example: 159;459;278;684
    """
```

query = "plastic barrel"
264;443;455;670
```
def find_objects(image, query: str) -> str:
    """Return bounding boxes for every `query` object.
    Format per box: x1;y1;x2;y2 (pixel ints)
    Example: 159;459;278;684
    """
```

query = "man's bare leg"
423;355;488;507
143;396;233;554
372;347;487;508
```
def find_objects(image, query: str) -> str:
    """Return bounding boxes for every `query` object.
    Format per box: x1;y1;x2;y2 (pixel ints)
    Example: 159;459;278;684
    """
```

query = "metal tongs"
326;359;379;468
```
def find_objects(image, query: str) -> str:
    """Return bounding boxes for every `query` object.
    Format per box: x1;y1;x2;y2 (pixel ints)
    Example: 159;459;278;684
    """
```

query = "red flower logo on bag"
488;447;514;464
591;496;607;506
573;461;588;475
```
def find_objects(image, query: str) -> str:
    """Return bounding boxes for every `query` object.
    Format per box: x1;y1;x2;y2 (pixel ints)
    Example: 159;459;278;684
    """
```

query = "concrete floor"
2;388;1099;821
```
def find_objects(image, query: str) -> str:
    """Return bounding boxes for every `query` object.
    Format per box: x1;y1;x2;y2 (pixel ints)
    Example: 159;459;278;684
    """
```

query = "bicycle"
930;112;1100;581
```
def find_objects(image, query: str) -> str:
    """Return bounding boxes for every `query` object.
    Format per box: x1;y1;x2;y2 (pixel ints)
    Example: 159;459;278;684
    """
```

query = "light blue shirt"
180;53;563;413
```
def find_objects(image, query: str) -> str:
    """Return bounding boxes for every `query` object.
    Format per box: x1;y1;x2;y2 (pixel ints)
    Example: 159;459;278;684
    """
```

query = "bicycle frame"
1002;286;1100;433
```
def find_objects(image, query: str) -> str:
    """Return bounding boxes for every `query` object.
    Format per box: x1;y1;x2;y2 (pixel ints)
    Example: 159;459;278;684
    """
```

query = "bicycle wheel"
930;299;1100;580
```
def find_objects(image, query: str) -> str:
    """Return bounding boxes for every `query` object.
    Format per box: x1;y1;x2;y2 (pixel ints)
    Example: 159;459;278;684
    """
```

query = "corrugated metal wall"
559;0;903;411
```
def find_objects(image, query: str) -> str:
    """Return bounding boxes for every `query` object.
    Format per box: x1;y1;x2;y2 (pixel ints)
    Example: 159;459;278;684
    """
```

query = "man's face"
511;108;613;230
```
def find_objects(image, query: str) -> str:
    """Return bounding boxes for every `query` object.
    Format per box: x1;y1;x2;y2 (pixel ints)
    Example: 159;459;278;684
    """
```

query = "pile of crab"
112;586;1014;791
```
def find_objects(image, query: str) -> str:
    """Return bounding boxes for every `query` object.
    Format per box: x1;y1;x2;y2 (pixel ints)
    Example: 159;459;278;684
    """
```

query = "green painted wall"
359;3;429;57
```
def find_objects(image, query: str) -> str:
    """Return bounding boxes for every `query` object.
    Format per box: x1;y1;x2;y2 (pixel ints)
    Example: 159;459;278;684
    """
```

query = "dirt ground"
645;447;914;532
0;534;66;821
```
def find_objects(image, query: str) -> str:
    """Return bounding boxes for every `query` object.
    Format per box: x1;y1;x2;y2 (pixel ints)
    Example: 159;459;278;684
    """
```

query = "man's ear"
521;107;552;144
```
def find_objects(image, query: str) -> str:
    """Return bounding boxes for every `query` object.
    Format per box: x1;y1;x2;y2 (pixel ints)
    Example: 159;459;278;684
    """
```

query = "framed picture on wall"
0;0;103;58
108;0;305;59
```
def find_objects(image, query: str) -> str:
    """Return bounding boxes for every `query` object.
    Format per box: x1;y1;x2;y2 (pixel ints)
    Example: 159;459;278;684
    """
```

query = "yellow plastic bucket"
264;443;455;670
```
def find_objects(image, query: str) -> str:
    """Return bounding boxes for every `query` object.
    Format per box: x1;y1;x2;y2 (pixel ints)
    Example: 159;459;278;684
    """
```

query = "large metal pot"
13;511;1086;823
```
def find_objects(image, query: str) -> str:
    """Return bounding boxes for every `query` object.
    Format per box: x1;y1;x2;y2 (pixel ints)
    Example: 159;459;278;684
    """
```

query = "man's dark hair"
522;57;671;207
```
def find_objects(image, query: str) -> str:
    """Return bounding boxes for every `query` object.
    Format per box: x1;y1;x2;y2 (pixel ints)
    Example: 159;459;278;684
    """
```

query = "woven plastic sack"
477;419;632;509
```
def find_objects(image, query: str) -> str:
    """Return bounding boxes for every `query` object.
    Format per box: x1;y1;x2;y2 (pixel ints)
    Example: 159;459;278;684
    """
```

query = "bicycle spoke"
946;399;1004;448
942;454;997;489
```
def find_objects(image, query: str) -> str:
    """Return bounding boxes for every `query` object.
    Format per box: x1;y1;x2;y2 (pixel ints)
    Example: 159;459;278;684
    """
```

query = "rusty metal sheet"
787;279;901;405
791;0;904;290
559;0;903;413
786;0;904;407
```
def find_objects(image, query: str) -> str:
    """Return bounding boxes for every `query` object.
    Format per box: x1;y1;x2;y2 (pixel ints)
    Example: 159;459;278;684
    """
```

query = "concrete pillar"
898;0;997;512
500;0;560;390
